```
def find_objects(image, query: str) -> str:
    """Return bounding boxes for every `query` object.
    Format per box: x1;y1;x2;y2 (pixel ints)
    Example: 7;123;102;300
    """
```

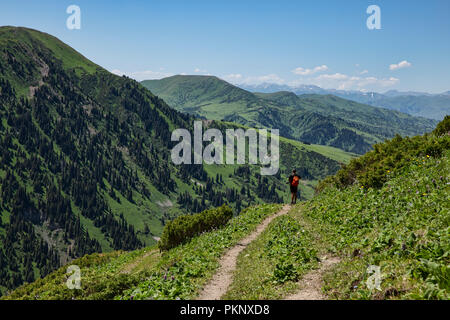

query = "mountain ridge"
142;75;437;154
240;82;450;120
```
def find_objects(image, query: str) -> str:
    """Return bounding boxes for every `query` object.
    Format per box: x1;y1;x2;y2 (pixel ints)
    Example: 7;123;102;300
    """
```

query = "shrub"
433;115;450;136
316;118;450;191
306;150;450;299
158;204;233;251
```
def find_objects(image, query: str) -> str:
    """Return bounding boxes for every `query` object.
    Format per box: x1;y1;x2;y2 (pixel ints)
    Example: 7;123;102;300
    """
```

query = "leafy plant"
306;132;449;299
158;204;233;251
317;123;450;191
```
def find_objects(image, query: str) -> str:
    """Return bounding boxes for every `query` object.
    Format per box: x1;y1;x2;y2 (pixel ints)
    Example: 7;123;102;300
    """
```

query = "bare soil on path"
285;255;340;300
197;204;291;300
197;204;339;300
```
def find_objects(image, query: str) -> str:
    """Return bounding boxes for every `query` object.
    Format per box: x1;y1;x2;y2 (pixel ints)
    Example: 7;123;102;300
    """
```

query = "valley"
3;117;448;300
0;27;352;295
0;25;448;300
142;75;437;154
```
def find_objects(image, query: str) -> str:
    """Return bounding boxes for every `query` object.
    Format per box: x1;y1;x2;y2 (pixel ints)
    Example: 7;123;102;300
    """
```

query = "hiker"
287;169;301;204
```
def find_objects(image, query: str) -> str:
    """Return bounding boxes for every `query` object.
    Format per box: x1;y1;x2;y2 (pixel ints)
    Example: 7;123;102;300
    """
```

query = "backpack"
291;175;300;187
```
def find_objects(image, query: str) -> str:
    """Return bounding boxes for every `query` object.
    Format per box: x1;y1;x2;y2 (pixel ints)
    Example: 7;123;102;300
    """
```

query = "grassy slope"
278;135;357;164
3;204;282;300
225;125;449;300
0;27;353;272
223;207;320;299
225;149;448;300
4;136;448;300
0;26;101;95
308;152;449;299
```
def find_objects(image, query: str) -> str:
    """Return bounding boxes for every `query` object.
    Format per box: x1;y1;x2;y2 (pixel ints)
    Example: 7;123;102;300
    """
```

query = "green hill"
4;118;448;300
142;75;437;154
0;27;355;295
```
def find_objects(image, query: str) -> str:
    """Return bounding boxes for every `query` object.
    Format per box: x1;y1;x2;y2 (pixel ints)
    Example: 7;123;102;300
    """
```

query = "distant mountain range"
142;75;437;154
239;83;450;120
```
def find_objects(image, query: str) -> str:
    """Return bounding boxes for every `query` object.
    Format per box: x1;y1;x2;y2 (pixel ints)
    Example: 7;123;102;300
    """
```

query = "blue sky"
1;0;449;93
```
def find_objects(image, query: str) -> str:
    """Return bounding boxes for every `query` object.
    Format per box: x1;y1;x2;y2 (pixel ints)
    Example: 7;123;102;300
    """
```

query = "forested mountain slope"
142;75;437;154
5;118;448;300
0;27;352;295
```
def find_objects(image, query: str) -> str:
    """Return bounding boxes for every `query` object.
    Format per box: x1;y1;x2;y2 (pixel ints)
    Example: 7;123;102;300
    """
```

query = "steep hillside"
207;118;449;300
5;118;448;300
224;135;449;299
299;118;449;299
140;75;258;115
142;76;437;154
0;26;190;294
0;27;352;295
3;204;283;300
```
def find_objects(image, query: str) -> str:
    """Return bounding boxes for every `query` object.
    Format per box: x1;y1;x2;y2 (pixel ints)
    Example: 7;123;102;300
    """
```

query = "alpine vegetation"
171;121;279;175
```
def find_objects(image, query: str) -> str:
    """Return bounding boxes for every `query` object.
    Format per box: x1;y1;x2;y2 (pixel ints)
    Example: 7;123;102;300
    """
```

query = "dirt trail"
120;249;158;274
197;204;291;300
285;255;340;300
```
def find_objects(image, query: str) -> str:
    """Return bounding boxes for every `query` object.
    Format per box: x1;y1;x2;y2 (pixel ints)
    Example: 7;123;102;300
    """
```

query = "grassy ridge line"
2;204;282;300
0;27;101;95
